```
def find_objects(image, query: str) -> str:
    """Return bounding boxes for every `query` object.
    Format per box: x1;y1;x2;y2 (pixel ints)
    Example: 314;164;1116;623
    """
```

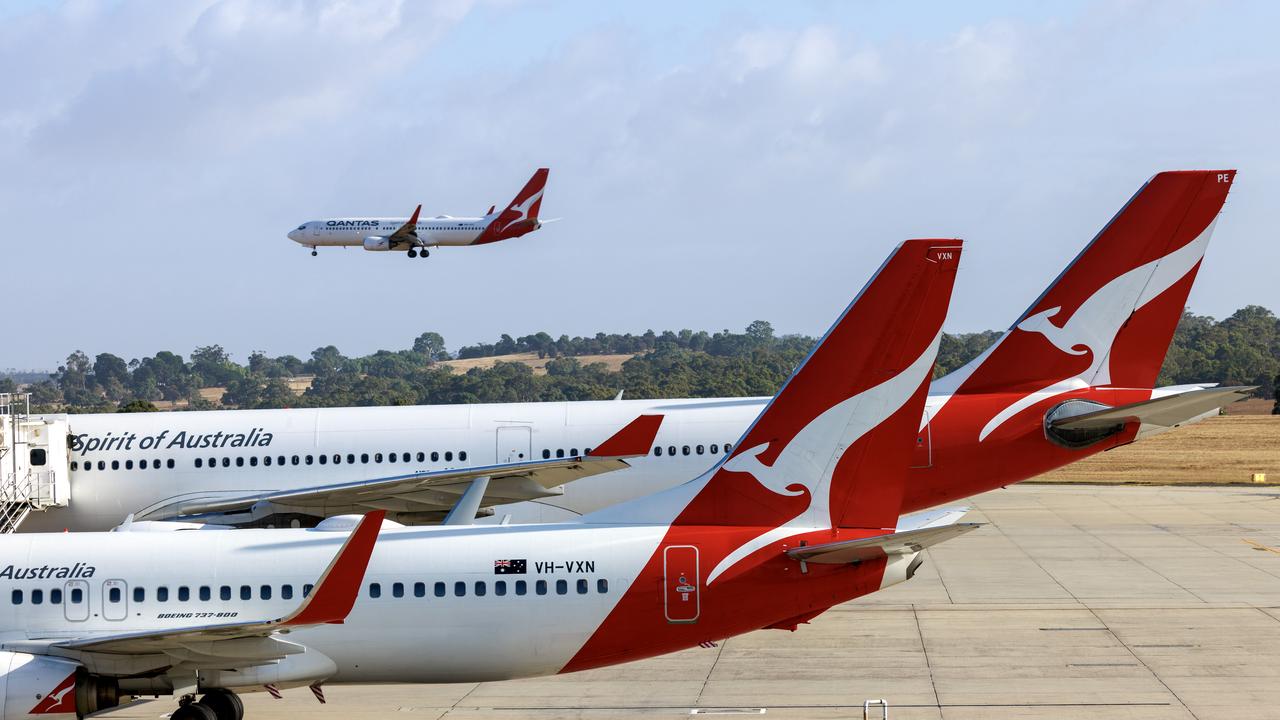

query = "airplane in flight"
0;238;973;720
10;170;1247;534
286;168;552;259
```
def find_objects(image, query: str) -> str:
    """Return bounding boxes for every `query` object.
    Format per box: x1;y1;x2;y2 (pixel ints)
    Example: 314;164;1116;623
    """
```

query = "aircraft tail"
935;170;1235;406
674;239;962;539
474;168;550;244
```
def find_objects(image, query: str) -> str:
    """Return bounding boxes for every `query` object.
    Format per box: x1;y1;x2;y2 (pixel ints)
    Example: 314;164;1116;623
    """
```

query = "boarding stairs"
1;393;70;533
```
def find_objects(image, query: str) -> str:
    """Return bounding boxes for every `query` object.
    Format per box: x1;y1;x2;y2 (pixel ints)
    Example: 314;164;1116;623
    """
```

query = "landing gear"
420;248;430;258
199;688;245;720
408;249;418;258
172;689;243;720
310;248;318;257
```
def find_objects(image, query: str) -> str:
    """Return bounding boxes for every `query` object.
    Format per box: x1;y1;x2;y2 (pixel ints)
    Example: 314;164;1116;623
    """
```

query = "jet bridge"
0;393;70;532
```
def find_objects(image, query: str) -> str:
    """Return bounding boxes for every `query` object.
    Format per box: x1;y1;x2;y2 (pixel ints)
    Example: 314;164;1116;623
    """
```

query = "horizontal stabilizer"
786;522;980;565
1050;385;1256;430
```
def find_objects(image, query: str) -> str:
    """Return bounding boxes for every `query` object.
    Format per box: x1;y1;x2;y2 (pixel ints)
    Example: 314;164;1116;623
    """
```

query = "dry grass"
1034;415;1280;485
435;352;637;376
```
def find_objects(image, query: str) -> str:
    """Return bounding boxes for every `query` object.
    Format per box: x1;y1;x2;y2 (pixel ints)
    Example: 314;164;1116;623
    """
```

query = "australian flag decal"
494;559;527;575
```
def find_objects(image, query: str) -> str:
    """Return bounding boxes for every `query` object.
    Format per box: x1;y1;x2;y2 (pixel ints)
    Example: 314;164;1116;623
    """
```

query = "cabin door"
663;545;700;623
102;579;128;621
63;580;89;622
496;425;532;463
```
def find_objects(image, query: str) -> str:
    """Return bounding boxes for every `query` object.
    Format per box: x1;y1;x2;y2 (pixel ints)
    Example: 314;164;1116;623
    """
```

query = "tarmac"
107;484;1280;720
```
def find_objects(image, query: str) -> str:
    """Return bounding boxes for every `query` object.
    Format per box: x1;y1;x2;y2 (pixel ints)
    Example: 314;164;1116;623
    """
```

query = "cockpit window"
297;225;307;231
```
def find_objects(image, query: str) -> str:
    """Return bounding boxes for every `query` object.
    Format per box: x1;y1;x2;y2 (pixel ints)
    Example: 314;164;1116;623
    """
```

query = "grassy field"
1033;415;1280;485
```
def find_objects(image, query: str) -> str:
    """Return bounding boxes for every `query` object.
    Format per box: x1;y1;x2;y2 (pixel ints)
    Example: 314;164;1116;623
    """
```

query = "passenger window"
369;583;381;599
392;582;404;598
654;446;662;456
199;587;211;601
111;460;119;470
696;445;704;455
332;454;341;465
220;586;231;601
556;579;568;595
303;584;314;597
431;451;439;462
374;453;382;463
157;586;169;602
30;448;47;466
474;581;486;597
454;581;466;597
710;444;719;454
264;456;272;467
682;446;691;456
195;458;203;469
725;443;733;453
318;454;327;465
570;448;578;456
459;451;468;461
434;582;446;598
70;588;83;604
291;456;300;466
71;461;79;471
361;453;370;464
260;585;272;600
125;459;133;470
278;455;286;465
250;456;258;467
668;446;676;456
445;451;453;461
97;461;105;470
416;452;425;462
515;580;527;596
167;459;175;469
32;589;43;605
305;455;314;465
235;457;244;467
536;580;548;596
347;454;355;464
240;586;251;601
577;579;588;594
495;580;507;596
542;449;551;459
221;457;230;468
50;589;62;604
282;585;294;600
413;582;426;598
597;579;609;593
108;587;121;603
178;586;190;602
11;590;21;604
132;587;144;603
556;449;565;458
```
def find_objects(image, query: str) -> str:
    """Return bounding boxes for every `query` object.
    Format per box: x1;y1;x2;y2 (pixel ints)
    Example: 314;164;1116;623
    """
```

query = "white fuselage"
288;216;489;249
0;522;663;683
30;398;767;532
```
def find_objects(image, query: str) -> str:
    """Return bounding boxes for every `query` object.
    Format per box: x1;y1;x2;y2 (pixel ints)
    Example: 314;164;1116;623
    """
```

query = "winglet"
282;510;385;626
588;415;663;458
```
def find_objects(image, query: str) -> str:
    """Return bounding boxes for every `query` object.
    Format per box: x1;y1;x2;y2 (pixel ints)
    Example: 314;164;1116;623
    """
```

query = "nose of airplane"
287;228;301;242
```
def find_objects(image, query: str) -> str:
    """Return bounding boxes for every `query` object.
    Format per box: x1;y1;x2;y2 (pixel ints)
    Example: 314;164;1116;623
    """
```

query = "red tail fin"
474;168;550;244
938;170;1234;403
677;240;962;538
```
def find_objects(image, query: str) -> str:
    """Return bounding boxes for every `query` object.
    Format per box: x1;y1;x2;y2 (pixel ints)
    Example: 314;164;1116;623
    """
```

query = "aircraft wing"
1050;385;1256;431
137;415;664;525
786;522;981;565
388;204;423;246
6;512;382;665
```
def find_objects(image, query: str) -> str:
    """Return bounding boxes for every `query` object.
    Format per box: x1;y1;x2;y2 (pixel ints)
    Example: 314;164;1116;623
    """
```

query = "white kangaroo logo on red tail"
497;189;544;232
706;330;942;584
979;224;1215;441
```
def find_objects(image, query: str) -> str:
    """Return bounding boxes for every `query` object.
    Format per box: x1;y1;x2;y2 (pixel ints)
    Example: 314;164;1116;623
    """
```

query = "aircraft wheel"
310;249;318;257
421;249;430;258
171;701;218;720
199;689;244;720
408;249;418;258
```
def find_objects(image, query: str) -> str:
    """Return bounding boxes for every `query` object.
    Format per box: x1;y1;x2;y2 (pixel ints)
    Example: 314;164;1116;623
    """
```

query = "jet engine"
362;236;391;251
0;652;119;719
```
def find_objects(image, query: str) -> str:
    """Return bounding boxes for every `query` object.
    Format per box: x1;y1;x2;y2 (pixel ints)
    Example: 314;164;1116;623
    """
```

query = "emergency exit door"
496;425;532;463
663;545;700;623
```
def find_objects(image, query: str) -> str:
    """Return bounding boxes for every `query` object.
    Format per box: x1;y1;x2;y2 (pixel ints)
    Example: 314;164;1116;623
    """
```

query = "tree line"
1;306;1276;414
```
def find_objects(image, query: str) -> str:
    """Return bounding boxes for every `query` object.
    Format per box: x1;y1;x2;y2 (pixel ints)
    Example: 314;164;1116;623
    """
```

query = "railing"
0;467;35;533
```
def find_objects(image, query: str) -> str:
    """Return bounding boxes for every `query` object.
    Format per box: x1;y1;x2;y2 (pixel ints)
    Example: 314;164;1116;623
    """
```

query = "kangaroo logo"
29;672;77;714
497;189;544;232
978;225;1214;441
705;331;941;584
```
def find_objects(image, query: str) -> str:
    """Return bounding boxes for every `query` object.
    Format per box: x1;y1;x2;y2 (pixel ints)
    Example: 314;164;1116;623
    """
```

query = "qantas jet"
286;168;552;259
13;170;1246;533
0;239;973;720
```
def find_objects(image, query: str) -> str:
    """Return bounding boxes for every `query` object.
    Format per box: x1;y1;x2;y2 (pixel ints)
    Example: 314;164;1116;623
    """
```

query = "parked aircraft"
12;170;1247;534
0;238;972;720
286;169;552;258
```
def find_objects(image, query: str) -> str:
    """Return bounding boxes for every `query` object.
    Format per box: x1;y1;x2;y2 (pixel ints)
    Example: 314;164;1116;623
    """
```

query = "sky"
2;0;1277;370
